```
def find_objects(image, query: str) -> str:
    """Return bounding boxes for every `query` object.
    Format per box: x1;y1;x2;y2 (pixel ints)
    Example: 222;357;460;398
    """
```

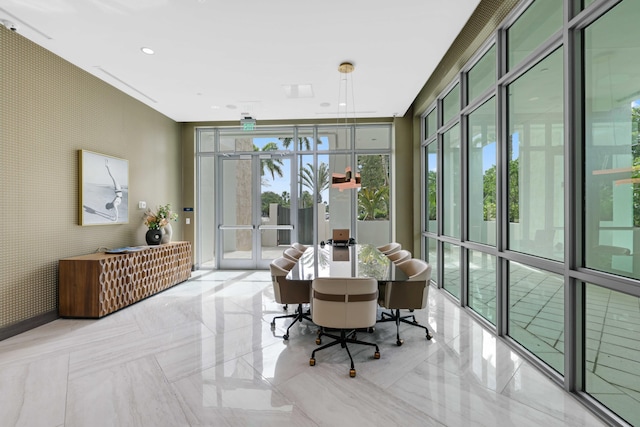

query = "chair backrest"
387;249;411;264
376;242;401;255
269;257;310;305
311;277;378;329
283;247;304;262
271;256;295;274
397;258;429;279
383;259;431;310
291;242;308;253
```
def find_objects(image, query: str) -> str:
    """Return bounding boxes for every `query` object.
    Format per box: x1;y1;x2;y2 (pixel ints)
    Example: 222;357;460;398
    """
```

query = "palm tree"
300;162;330;203
254;142;283;180
280;137;320;151
358;187;389;220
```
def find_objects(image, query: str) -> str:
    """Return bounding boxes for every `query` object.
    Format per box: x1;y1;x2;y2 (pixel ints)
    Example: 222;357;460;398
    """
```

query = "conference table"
286;243;409;282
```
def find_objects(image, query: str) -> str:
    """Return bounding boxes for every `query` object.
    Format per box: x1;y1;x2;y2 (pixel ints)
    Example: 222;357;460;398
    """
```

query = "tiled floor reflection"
0;270;607;426
509;262;565;374
586;284;640;426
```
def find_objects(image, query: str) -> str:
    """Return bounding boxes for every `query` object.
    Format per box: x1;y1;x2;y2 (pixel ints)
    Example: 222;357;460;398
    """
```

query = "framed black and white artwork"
79;150;129;225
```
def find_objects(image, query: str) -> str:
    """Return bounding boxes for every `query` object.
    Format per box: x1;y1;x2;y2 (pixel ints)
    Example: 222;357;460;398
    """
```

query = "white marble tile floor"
0;270;608;427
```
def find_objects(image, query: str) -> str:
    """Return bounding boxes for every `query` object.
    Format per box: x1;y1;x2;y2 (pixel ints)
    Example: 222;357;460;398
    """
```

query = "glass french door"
217;153;294;269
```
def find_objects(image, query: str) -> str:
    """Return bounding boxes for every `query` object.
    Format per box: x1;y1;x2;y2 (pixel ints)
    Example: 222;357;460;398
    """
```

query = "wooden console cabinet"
58;242;192;318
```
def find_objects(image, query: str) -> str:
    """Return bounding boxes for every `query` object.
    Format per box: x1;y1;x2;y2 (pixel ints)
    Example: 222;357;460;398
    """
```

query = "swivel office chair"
387;249;411;264
283;247;304;262
378;258;433;346
269;257;312;340
309;277;380;378
376;242;401;256
291;242;309;253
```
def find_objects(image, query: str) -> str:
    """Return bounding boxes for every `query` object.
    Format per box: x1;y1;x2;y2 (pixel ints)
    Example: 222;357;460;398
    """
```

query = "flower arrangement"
143;203;178;230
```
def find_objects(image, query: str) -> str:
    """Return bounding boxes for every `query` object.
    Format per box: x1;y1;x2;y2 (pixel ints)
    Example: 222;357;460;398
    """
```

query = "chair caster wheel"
367;327;375;333
316;338;321;345
349;369;356;378
283;334;289;340
374;351;381;359
270;322;275;330
396;339;404;346
283;304;288;311
426;333;432;340
309;358;315;366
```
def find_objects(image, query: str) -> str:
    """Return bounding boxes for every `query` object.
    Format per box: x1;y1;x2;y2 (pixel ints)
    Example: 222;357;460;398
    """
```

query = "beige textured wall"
393;111;415;254
0;27;181;337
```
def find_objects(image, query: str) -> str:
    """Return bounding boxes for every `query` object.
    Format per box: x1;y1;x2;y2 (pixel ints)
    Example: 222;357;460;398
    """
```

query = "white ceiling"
0;0;480;122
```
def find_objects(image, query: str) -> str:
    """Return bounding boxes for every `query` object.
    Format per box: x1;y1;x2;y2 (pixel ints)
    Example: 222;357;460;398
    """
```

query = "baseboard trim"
0;310;58;341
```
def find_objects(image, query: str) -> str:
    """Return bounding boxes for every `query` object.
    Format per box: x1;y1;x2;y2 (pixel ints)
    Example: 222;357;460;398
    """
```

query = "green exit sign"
243;122;255;131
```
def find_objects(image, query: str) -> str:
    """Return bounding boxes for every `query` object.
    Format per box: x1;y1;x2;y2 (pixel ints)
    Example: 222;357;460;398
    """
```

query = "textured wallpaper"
0;26;182;337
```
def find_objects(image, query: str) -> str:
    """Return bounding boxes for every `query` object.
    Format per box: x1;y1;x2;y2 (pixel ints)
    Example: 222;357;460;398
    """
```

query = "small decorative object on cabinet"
143;203;178;245
146;228;162;245
161;222;173;244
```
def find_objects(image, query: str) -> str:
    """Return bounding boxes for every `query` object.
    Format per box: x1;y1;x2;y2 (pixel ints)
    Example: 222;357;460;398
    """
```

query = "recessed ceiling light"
320;102;330;107
226;104;237;109
141;47;154;55
211;105;220;109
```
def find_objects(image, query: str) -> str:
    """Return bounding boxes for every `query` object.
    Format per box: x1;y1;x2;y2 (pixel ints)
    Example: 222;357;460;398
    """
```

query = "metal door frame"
216;152;295;269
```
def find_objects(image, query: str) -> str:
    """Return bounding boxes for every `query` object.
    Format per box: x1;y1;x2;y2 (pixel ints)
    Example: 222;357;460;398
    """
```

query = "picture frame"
79;150;129;225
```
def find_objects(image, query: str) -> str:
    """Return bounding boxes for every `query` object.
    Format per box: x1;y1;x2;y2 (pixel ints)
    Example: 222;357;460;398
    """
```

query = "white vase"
161;222;173;244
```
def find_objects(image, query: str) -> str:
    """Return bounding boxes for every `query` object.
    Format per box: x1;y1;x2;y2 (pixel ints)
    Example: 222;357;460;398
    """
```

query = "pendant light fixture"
331;61;361;191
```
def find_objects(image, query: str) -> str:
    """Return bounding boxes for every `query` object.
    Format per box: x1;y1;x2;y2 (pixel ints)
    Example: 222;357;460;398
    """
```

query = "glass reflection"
509;261;564;374
586;283;640;426
443;242;461;299
584;0;640;279
468;250;496;325
468;97;496;246
508;49;564;261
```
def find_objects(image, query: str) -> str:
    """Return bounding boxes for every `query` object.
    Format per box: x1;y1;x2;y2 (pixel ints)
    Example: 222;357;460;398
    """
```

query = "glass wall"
197;124;391;268
443;84;460;124
443;124;461;238
426;142;437;233
427;238;438;286
509;262;564;374
425;109;437;139
443;242;461;299
468;250;496;325
419;0;640;423
468;97;496;246
356;154;391;247
586;284;640;426
584;0;640;280
467;45;496;102
506;0;562;71
507;48;564;261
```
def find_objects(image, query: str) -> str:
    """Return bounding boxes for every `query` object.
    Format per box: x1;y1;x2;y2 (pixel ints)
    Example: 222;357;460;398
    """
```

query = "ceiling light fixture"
140;47;154;55
331;61;361;191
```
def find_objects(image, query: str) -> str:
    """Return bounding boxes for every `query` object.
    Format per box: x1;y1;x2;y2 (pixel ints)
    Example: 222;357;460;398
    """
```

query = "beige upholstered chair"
271;256;295;311
283;246;304;262
387;249;411;264
309;277;380;378
269;257;312;340
376;242;401;256
291;242;308;253
378;258;433;346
